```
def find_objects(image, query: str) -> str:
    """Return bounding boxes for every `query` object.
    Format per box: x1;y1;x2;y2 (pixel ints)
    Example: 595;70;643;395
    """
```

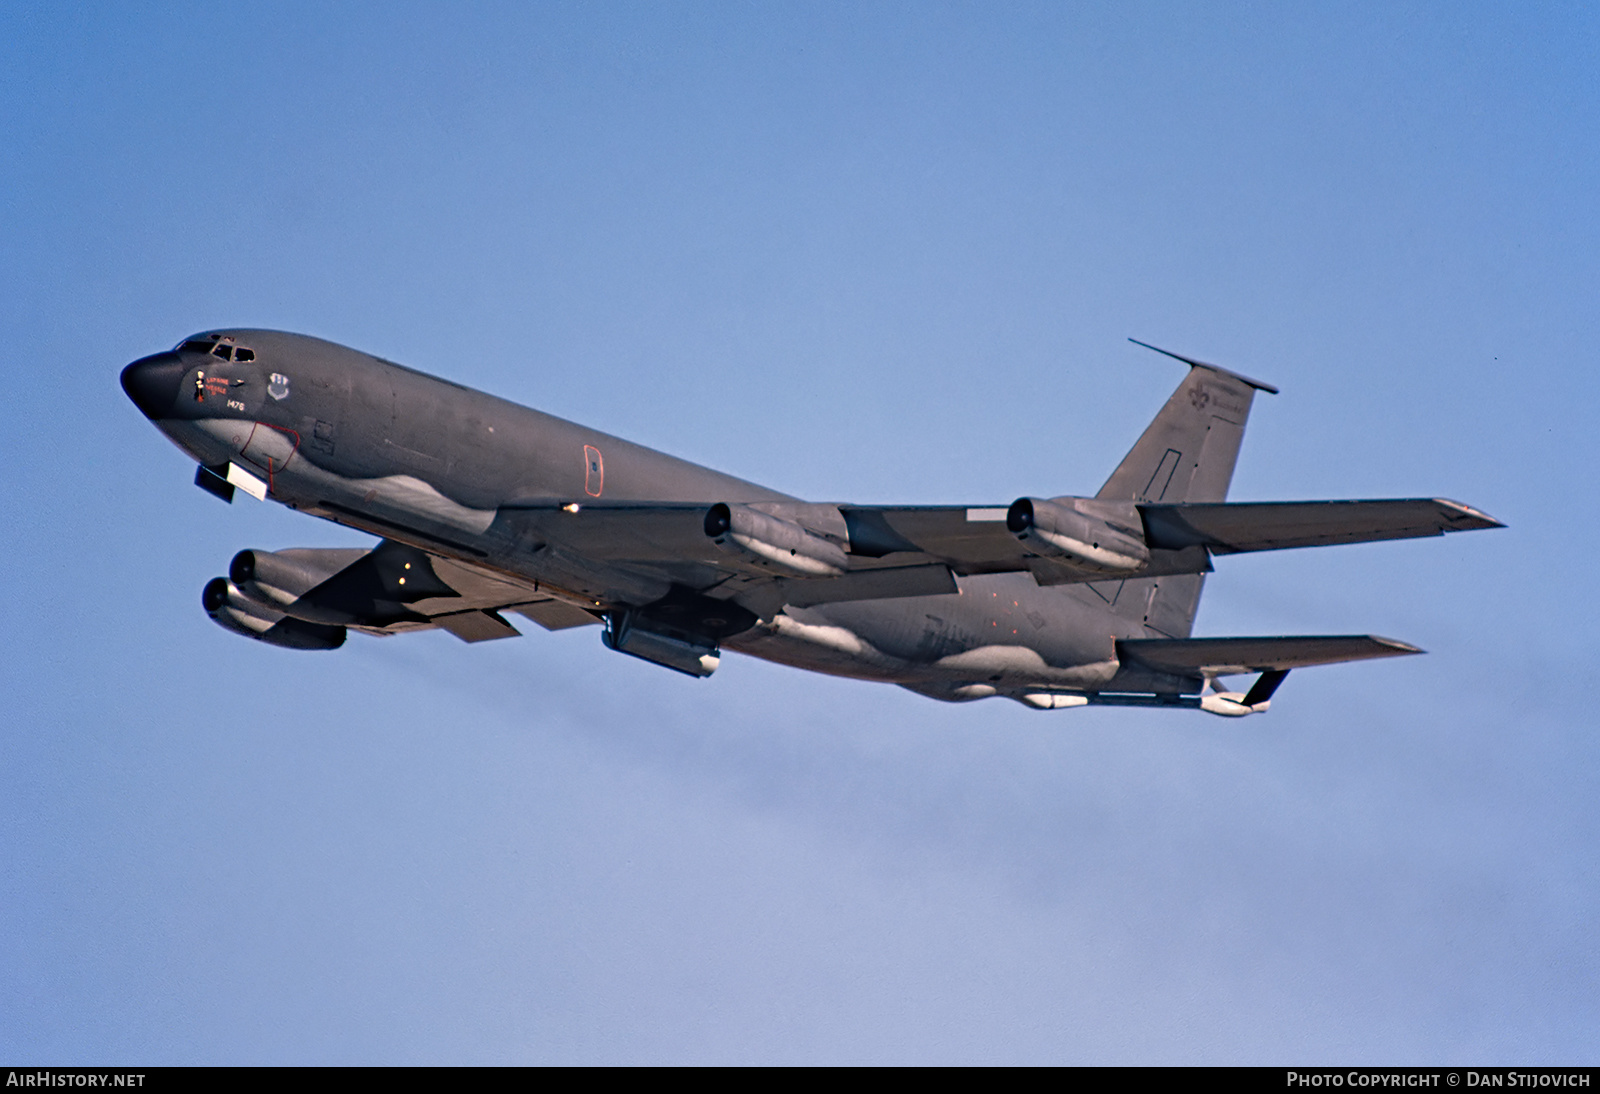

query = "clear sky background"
2;1;1596;1064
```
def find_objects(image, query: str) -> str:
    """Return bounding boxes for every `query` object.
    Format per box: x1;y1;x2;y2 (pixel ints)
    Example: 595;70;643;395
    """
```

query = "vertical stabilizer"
1094;341;1276;638
1097;340;1276;505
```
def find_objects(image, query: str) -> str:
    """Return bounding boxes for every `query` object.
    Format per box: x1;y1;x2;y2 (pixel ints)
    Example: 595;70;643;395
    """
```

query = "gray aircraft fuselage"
121;328;1499;712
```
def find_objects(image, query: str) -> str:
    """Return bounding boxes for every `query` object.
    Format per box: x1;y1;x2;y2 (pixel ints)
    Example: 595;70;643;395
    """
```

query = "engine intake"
1007;496;1151;573
705;502;849;577
202;576;346;650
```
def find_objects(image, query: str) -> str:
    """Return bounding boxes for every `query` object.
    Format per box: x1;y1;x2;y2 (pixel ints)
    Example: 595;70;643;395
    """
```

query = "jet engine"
202;576;346;650
704;502;849;577
228;547;372;624
1006;497;1151;573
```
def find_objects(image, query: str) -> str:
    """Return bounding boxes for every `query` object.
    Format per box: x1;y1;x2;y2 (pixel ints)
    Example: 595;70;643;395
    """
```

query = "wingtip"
1370;636;1426;656
1434;498;1507;530
1127;337;1279;394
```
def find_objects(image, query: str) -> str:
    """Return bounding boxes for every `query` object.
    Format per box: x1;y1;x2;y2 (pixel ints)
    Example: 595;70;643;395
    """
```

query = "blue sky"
2;1;1596;1063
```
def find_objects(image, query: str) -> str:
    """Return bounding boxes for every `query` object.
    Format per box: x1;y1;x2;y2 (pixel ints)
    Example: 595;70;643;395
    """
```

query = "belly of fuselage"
724;572;1128;691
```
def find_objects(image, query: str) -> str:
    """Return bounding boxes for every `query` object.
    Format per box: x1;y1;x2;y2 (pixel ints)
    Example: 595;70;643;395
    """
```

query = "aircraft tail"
1097;340;1277;505
1092;341;1277;638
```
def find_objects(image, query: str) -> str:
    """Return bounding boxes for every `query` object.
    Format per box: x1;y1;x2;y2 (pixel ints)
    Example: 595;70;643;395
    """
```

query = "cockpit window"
177;337;255;362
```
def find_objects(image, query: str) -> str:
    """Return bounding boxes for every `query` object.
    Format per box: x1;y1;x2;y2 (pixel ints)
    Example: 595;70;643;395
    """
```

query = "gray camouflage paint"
120;329;1498;711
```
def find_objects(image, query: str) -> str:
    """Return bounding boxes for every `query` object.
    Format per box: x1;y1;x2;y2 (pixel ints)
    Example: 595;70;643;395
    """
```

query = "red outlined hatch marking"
241;423;301;495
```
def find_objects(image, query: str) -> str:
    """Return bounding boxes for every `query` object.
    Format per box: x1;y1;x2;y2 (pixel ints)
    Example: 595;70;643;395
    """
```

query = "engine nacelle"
1007;497;1151;573
202;576;346;650
229;547;371;618
705;502;849;577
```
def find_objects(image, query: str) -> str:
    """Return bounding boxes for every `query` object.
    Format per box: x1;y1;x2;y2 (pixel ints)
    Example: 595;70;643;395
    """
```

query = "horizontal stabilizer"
1118;634;1422;677
1127;338;1279;393
1141;498;1503;555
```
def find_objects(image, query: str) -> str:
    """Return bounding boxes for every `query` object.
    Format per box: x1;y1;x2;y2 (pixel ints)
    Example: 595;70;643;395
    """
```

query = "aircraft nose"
120;352;186;419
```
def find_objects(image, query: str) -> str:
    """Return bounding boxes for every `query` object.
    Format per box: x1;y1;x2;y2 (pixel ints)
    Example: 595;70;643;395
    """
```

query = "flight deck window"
178;338;254;360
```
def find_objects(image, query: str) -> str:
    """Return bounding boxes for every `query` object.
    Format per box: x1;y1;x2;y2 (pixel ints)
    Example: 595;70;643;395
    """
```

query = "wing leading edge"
495;495;1502;616
1141;498;1504;554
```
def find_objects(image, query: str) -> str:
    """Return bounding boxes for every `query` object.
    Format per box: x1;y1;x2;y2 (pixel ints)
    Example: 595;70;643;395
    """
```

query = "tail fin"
1098;340;1277;505
1093;341;1277;638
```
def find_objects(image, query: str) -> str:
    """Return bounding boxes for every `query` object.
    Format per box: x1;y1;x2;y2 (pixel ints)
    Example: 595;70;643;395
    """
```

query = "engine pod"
705;502;849;577
1007;497;1151;573
202;576;346;650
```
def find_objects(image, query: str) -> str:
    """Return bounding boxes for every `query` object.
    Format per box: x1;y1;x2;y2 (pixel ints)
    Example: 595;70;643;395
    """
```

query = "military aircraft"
120;331;1500;716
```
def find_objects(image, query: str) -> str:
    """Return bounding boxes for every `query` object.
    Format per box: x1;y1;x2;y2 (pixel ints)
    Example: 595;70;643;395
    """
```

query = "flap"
511;599;601;631
434;609;522;643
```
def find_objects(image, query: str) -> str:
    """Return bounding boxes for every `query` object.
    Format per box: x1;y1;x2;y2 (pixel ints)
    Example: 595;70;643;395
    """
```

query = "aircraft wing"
1117;634;1423;676
230;539;601;645
500;501;1204;602
422;552;599;638
840;498;1504;562
501;502;968;611
497;496;1503;612
1139;498;1503;555
837;504;1215;586
503;501;1021;569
